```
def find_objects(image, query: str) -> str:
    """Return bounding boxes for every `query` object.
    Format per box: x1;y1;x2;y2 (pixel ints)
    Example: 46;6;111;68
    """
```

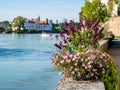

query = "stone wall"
56;76;105;90
105;17;120;36
99;40;109;52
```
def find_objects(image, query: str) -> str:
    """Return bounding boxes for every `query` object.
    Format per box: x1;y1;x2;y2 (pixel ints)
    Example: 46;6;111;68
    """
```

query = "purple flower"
55;34;59;39
104;59;107;62
54;43;61;50
102;70;105;74
99;63;103;68
65;51;69;55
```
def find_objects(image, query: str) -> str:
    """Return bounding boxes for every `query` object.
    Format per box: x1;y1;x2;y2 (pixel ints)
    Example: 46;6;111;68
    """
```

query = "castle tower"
35;16;40;30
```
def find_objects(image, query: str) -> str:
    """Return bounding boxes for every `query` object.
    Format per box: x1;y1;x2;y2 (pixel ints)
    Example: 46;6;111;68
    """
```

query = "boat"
41;32;52;37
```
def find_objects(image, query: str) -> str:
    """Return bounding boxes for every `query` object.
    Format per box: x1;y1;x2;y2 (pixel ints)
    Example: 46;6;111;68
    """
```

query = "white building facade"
24;16;53;31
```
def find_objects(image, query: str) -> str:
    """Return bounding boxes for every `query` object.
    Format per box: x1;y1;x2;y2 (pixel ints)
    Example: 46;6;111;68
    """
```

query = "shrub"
51;50;119;90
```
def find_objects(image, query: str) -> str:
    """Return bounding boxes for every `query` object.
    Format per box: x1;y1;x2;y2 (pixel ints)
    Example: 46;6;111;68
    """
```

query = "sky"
0;0;85;23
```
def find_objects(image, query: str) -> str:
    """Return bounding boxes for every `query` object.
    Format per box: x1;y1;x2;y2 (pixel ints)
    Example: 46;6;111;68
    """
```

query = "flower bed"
52;50;113;80
51;17;119;90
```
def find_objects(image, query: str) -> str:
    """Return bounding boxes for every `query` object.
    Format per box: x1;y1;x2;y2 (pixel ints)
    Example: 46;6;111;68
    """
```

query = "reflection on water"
0;34;61;90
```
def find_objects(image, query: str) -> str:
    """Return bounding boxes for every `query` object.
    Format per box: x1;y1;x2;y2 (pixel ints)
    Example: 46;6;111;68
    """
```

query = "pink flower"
81;58;84;62
85;66;87;69
95;76;98;79
102;70;105;74
99;63;103;68
63;55;68;59
66;59;71;63
82;63;85;67
104;59;107;62
69;54;74;58
76;52;81;56
51;53;56;57
76;60;78;62
91;54;96;60
91;73;94;76
60;60;64;64
65;51;69;55
88;65;91;68
93;69;97;72
52;61;56;65
72;57;76;61
100;54;105;59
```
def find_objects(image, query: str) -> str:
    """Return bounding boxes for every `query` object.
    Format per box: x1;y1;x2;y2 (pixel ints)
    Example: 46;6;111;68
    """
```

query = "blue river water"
0;33;61;90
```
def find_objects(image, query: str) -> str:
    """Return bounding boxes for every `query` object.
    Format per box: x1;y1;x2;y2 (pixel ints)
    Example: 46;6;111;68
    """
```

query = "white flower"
71;71;75;74
75;63;78;66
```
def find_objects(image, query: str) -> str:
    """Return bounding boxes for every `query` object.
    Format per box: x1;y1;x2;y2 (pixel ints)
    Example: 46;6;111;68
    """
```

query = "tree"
49;19;53;24
46;18;49;24
115;0;120;4
11;16;25;31
2;21;10;30
81;0;108;22
56;20;59;24
107;0;116;17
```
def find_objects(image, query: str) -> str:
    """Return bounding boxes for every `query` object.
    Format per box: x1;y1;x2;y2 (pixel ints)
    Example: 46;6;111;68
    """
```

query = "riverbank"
1;29;61;34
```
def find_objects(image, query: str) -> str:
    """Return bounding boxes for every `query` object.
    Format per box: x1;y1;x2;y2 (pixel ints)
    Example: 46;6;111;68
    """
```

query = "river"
0;33;61;90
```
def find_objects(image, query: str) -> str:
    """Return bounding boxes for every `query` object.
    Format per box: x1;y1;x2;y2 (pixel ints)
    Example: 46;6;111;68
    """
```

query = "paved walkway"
108;39;120;90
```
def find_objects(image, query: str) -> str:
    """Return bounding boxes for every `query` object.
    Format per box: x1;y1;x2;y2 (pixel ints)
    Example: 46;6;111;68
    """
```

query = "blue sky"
0;0;84;22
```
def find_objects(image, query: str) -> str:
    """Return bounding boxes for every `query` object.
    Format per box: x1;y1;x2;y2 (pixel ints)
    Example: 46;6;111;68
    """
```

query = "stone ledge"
99;40;109;52
56;76;105;90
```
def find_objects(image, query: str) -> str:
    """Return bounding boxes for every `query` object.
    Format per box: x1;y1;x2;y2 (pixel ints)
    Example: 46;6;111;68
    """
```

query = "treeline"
0;16;79;34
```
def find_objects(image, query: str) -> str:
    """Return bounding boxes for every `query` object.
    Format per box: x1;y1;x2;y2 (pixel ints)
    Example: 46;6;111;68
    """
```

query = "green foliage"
115;0;120;4
4;29;12;33
51;50;118;81
1;21;11;31
81;0;109;22
53;24;61;30
115;36;120;38
107;0;115;17
101;55;119;90
12;16;25;30
54;19;104;53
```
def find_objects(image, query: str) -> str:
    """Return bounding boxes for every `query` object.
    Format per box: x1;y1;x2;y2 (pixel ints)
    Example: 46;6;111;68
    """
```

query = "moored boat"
41;32;52;37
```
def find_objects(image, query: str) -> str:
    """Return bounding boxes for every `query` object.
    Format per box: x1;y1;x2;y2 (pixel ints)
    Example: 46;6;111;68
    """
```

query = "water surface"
0;34;61;90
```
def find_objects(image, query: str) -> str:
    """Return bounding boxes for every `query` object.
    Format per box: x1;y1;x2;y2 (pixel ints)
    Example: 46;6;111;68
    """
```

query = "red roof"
28;18;47;24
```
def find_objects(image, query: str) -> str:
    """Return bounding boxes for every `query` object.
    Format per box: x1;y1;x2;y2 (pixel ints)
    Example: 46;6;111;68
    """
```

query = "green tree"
46;18;49;24
49;19;53;25
11;16;25;31
56;20;59;24
107;0;116;17
2;21;10;30
115;0;120;4
81;0;108;22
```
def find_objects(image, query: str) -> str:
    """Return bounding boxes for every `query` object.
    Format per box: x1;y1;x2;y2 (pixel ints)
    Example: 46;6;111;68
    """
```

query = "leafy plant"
55;18;104;53
81;0;109;23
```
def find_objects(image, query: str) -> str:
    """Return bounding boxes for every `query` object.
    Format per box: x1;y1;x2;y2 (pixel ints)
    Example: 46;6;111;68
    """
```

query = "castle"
24;16;53;31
